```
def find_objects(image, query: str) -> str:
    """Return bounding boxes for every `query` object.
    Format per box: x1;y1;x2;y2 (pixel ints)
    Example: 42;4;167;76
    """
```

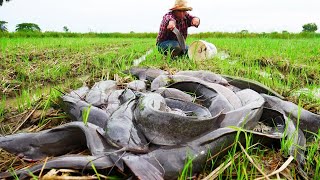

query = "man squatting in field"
156;0;200;57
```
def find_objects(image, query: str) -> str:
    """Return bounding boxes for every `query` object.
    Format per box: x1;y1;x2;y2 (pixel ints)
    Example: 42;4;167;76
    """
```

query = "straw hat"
170;0;193;11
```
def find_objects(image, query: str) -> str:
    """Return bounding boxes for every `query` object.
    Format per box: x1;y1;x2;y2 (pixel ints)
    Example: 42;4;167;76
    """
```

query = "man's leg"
157;40;182;57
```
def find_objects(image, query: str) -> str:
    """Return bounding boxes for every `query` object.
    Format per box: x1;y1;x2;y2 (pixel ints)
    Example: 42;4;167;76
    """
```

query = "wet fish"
140;125;284;180
124;67;169;81
1;68;317;180
176;70;229;85
0;113;288;180
262;93;320;135
68;86;89;100
119;88;136;104
168;81;234;114
259;108;306;165
134;93;222;145
122;154;164;180
155;87;194;102
151;74;202;91
139;107;304;180
102;89;124;117
61;95;109;128
0;155;114;180
127;80;147;92
102;98;149;152
205;82;242;109
219;89;265;129
158;76;242;110
164;98;212;118
222;74;284;99
0;122;114;161
85;80;117;106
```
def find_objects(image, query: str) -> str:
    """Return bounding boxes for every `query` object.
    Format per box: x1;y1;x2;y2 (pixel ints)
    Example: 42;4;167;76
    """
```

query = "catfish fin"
122;155;164;180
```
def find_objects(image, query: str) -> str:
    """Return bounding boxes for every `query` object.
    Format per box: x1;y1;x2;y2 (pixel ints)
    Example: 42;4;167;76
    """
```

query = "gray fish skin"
176;70;229;85
127;80;147;92
119;88;136;104
0;155;114;180
68;86;89;100
222;75;284;99
151;75;202;91
167;81;234;115
125;67;169;81
122;155;164;180
134;93;222;145
155;87;194;102
104;98;149;152
61;95;109;128
262;93;320;135
85;80;117;106
164;98;212;118
205;82;242;109
103;89;124;118
140;107;294;180
260;108;306;165
0;122;114;161
141;125;284;180
219;89;265;129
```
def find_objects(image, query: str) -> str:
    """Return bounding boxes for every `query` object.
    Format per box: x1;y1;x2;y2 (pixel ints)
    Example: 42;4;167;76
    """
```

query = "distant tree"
0;0;11;6
15;23;41;32
0;21;8;32
63;26;69;32
130;31;135;34
240;30;249;34
302;23;318;32
282;30;289;34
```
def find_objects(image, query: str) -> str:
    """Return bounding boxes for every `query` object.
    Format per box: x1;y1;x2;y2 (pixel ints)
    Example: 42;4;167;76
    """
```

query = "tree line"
0;0;319;33
0;21;318;34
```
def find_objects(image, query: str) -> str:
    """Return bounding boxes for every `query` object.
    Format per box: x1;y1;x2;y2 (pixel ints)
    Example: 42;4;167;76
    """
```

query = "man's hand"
191;18;200;27
167;20;176;31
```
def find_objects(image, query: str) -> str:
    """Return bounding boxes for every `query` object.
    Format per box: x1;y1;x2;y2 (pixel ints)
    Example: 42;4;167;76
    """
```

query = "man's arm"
186;13;200;28
191;17;200;27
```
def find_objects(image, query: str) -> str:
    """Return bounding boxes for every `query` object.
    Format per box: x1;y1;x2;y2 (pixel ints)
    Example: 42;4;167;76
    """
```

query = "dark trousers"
157;40;188;57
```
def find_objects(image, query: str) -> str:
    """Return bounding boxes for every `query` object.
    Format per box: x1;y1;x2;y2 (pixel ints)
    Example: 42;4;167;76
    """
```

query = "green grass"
179;154;194;180
90;161;101;180
304;130;320;178
82;105;92;126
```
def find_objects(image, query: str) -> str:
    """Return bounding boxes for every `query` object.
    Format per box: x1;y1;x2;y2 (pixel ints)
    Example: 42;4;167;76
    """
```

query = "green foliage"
82;105;92;126
15;23;41;32
179;153;194;180
302;23;318;32
0;21;8;32
240;29;249;34
90;161;101;180
0;31;157;38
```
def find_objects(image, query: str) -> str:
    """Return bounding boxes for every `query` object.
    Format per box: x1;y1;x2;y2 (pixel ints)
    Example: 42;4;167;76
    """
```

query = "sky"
0;0;319;33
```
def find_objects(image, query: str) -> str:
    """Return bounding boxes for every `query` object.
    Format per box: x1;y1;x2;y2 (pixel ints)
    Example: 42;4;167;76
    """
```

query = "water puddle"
216;50;230;60
133;49;153;66
291;88;320;101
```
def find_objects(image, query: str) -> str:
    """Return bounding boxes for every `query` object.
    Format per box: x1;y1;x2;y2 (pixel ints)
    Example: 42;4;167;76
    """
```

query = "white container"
188;40;217;61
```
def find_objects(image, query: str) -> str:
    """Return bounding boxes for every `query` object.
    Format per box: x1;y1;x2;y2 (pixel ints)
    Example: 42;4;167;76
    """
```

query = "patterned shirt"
156;12;196;44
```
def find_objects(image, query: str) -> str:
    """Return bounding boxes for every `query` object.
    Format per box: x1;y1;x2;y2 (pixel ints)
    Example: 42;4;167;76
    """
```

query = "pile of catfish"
1;67;319;179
